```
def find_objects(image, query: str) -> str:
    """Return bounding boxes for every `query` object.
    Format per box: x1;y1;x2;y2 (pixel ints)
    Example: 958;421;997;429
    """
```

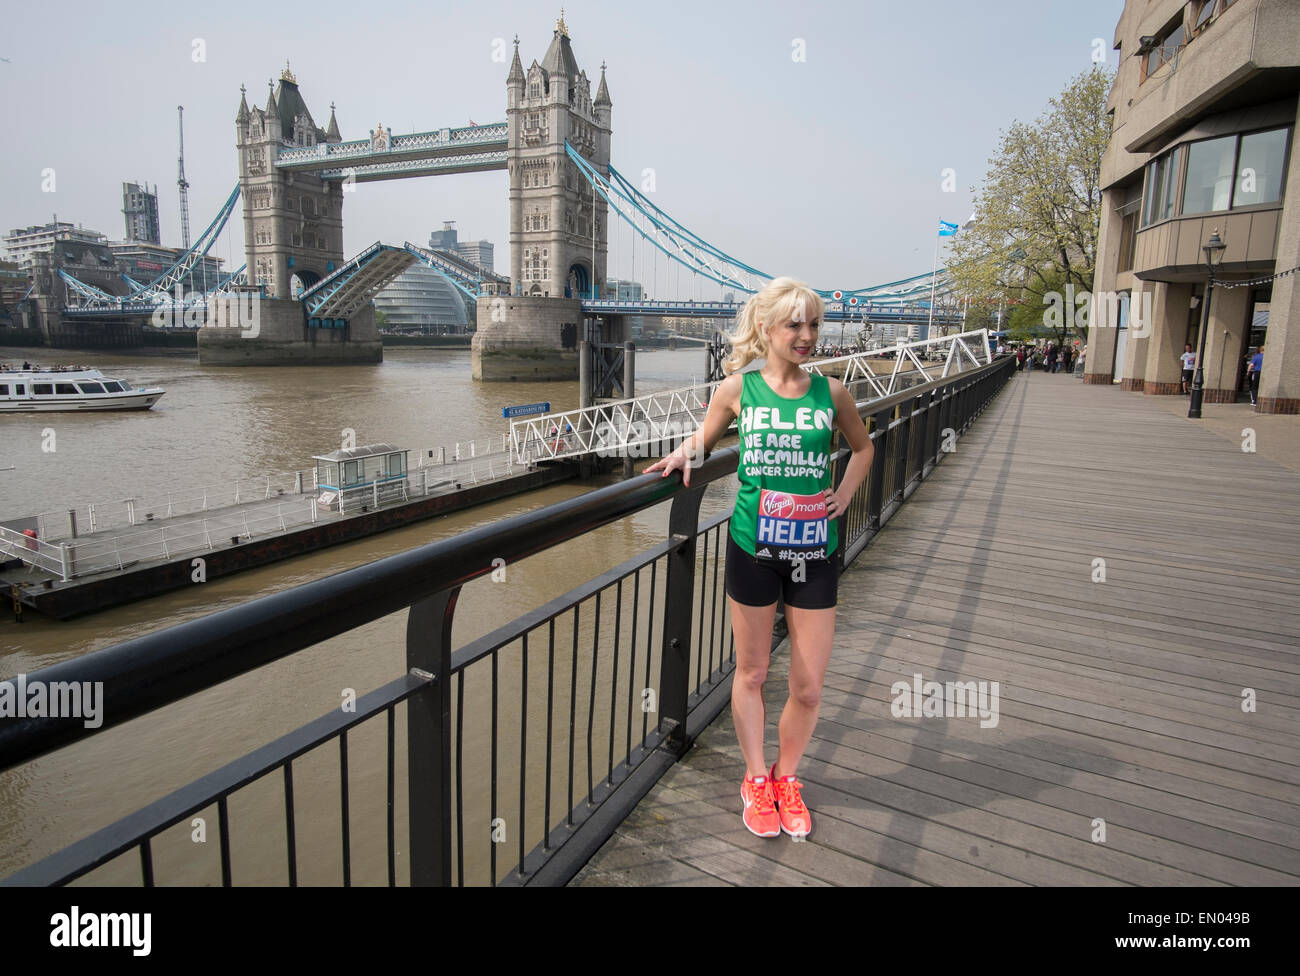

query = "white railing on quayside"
5;458;532;582
14;433;536;553
0;524;73;581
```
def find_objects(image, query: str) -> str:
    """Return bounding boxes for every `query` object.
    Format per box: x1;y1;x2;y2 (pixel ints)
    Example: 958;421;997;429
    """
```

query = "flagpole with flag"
931;219;958;334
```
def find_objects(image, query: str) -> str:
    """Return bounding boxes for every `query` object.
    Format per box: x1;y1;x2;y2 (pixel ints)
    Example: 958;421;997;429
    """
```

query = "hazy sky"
0;0;1125;295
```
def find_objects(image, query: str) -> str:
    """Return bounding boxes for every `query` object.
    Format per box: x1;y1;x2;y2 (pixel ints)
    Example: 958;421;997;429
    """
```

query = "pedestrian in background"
1247;344;1264;405
1180;344;1197;394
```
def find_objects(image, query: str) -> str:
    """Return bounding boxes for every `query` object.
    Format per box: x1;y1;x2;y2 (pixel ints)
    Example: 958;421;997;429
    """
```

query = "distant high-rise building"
3;221;107;270
429;220;459;250
455;239;495;274
429;220;495;275
122;181;161;244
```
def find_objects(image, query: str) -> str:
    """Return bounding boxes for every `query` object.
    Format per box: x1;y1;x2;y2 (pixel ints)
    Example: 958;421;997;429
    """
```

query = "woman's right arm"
644;372;742;486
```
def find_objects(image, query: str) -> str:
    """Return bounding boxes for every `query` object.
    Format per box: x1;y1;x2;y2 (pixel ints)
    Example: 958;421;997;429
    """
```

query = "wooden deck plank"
573;371;1300;886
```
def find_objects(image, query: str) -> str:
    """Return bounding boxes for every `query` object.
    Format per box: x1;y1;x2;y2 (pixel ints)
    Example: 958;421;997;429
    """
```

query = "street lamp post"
1188;229;1226;419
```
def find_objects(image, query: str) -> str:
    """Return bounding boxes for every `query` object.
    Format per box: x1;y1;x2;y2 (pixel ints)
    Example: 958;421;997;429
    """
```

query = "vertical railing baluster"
139;838;154;887
608;579;622;780
217;795;232;887
544;617;556;851
455;670;464;887
283;762;297;887
340;730;351;887
567;603;579;826
695;530;708;692
386;707;395;887
643;559;657;743
490;647;498;887
708;523;721;677
893;399;912;503
834;442;851;575
626;568;640;760
586;591;600;802
405;585;461;887
658;483;705;756
518;631;528;876
867;410;889;530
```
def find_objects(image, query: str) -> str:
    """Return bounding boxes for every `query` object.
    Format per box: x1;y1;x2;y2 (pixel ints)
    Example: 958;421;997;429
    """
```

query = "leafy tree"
948;65;1112;327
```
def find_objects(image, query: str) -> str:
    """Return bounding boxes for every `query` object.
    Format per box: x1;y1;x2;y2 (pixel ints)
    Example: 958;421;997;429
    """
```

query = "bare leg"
729;597;777;778
773;604;836;778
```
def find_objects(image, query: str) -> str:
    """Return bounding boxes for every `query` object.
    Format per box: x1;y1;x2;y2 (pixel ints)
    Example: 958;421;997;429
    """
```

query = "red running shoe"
770;762;811;838
741;773;780;838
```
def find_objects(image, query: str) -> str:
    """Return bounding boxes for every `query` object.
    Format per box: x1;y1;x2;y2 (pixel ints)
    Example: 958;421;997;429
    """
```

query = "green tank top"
729;369;838;561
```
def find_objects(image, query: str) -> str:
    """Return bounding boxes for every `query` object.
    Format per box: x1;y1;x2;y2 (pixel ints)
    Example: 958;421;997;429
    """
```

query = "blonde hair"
722;276;826;374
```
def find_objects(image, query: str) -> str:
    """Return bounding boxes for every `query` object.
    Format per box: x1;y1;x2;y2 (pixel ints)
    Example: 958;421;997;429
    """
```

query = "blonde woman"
645;277;874;838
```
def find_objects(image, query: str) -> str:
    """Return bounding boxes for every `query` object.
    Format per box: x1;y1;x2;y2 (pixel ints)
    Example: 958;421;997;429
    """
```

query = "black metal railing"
0;355;1016;886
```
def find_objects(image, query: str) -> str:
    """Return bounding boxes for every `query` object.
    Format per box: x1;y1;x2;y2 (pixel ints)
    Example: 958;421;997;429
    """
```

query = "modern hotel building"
1085;0;1299;412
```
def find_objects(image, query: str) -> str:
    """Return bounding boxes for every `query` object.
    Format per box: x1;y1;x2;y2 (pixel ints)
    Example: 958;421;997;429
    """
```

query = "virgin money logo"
761;492;794;518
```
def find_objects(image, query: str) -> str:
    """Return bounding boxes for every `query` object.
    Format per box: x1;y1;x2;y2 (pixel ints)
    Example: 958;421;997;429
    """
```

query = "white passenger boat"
0;364;165;412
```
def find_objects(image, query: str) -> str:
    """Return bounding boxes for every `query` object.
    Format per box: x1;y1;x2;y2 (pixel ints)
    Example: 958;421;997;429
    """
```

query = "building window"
1142;15;1186;81
1141;145;1182;226
1117;210;1137;273
1193;0;1217;32
1234;127;1290;207
1182;135;1236;215
529;83;539;98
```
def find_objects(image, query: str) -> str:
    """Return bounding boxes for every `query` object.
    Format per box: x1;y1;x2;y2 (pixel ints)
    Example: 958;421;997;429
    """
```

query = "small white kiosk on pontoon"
312;444;409;511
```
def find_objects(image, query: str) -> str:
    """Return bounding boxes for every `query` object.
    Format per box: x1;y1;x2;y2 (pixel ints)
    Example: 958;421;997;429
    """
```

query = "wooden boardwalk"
571;369;1300;886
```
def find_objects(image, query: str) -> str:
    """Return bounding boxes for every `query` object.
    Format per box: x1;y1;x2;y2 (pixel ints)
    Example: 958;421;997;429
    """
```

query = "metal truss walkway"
510;330;993;465
275;122;508;182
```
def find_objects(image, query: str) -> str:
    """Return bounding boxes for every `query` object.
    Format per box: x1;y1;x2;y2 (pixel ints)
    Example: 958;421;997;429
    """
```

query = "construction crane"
177;105;191;250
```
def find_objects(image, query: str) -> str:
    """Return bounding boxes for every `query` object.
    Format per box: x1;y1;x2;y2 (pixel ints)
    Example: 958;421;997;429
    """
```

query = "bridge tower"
235;63;345;300
201;64;380;364
474;14;616;382
506;13;612;299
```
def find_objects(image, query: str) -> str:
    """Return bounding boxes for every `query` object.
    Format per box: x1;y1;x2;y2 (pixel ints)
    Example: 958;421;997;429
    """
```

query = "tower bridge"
38;13;962;364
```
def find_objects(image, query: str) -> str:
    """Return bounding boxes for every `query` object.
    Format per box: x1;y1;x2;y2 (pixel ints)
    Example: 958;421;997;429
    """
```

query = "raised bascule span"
403;242;510;302
298;242;418;324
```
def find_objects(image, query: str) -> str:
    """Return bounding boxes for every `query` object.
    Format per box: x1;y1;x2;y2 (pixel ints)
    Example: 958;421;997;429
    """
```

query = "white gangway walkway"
510;329;993;465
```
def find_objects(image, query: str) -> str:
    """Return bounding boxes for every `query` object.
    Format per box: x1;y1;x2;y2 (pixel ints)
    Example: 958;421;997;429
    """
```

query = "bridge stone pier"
199;294;380;365
473;296;626;381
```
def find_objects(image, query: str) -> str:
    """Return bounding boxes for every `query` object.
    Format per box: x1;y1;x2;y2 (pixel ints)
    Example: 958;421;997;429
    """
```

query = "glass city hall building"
1085;0;1300;412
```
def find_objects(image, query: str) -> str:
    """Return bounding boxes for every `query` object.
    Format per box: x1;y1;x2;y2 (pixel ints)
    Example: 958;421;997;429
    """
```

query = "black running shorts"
725;533;838;610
